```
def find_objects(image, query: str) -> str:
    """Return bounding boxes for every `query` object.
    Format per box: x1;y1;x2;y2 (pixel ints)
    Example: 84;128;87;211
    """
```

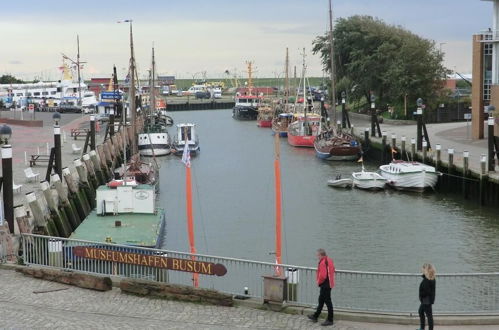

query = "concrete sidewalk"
0;268;496;329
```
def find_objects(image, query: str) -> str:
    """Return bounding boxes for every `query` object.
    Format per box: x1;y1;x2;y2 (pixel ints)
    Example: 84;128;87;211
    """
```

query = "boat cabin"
176;123;197;145
235;94;263;108
96;182;156;215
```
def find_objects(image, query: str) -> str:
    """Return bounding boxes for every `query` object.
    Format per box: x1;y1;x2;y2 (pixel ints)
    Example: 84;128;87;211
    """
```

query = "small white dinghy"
327;175;353;188
352;169;387;190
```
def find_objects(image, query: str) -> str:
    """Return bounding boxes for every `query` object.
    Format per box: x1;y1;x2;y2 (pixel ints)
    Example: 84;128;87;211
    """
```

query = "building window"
484;42;493;101
34;92;40;96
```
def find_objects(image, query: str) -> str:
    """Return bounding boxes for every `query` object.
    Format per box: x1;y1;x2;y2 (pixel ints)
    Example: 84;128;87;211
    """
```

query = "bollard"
401;136;406;160
54;123;62;179
481;154;487;175
336;120;341;133
416;107;423;151
422;140;428;164
391;134;397;149
448;148;454;172
488;117;495;171
463;151;469;199
90;115;96;151
436;144;441;171
244;287;249;295
411;138;416;161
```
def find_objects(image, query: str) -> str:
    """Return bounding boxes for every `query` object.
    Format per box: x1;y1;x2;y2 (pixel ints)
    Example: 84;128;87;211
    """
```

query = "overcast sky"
0;0;492;81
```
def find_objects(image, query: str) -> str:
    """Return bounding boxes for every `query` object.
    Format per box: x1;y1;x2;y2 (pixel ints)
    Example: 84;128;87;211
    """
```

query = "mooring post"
370;96;376;137
422;140;428;164
53;116;62;180
90;115;96;151
488;117;495;172
391;134;397;149
41;180;70;237
364;128;369;144
435;144;441;171
416;98;423;151
480;154;487;205
109;108;115;138
1;144;14;233
411;138;416;161
336;120;341;133
26;192;55;236
401;136;406;160
463;150;469;199
381;131;387;163
448;148;454;173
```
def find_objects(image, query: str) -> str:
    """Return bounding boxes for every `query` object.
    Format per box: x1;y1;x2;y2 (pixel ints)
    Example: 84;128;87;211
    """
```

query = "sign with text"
73;246;227;276
101;91;121;100
464;113;472;120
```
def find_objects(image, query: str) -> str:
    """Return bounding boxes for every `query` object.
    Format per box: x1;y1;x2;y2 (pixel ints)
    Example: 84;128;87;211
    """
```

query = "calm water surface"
158;110;499;273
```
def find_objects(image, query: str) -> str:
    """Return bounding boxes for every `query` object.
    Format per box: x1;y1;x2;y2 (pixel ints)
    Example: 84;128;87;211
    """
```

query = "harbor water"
159;109;499;274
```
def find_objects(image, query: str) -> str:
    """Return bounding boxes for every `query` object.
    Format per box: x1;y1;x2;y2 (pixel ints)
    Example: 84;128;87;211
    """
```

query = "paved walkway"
0;112;106;206
0;268;496;329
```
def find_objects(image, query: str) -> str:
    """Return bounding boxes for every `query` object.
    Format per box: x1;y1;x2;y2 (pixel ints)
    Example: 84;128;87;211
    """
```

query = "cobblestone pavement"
0;269;497;330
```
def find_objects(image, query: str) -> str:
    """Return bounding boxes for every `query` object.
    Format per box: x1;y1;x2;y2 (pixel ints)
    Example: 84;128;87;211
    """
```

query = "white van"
186;85;206;95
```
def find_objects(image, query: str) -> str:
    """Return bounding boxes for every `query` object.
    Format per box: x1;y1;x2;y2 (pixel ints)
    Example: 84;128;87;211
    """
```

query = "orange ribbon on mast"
182;128;199;287
274;133;283;276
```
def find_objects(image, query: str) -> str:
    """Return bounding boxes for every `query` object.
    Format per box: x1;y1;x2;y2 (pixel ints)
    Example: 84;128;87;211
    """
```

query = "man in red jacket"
308;248;335;326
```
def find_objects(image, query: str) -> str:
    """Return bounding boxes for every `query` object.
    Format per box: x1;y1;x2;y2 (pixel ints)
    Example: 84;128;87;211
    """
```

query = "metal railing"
21;233;499;314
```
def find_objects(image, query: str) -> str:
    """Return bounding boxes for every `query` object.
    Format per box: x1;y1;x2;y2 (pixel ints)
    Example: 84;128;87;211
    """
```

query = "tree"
0;74;24;84
312;15;448;115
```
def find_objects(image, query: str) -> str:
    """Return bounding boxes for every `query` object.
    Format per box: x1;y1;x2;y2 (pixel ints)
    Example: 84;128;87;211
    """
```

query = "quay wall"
167;101;234;111
356;128;499;208
0;115;144;262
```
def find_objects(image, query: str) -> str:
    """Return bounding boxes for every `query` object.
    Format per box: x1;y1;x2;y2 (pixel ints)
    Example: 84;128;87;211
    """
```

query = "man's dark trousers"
313;285;333;321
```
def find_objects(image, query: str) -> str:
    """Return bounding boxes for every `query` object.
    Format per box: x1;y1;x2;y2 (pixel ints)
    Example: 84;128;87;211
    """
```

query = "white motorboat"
138;130;171;156
173;123;200;155
352;170;387;190
327;176;353;188
379;160;438;191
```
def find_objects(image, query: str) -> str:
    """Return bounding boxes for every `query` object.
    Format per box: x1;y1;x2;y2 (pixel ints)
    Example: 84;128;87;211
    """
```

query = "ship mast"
246;61;254;96
150;46;156;123
328;0;337;125
285;48;289;110
129;21;137;155
301;48;307;126
77;35;82;109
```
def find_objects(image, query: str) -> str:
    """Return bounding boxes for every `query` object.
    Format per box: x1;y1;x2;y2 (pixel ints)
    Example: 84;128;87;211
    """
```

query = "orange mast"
274;133;282;275
183;127;199;287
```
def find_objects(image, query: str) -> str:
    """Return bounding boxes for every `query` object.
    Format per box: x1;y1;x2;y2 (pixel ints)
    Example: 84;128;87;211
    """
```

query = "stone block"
17;267;112;291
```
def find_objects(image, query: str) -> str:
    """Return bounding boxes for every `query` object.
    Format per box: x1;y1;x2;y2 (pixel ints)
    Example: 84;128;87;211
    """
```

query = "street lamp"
0;124;12;144
416;98;424;151
52;111;61;125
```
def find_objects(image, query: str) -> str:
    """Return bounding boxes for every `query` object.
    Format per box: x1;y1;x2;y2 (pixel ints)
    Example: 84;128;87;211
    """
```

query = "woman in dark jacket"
418;263;436;330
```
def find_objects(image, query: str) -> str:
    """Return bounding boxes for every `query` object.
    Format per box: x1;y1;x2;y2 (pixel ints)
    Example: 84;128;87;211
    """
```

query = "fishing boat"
379;160;438;191
138;47;171;157
257;102;273;127
173;123;200;155
314;130;361;161
232;61;260;120
272;113;293;137
327;175;353;188
287;113;321;147
352;169;386;190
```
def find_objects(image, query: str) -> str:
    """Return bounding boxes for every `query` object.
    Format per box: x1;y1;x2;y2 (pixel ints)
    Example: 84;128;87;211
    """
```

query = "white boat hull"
380;170;438;191
352;172;386;190
138;132;170;157
327;178;353;188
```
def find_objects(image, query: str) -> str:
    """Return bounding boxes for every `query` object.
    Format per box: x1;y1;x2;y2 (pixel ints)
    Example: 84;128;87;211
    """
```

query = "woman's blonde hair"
423;263;436;280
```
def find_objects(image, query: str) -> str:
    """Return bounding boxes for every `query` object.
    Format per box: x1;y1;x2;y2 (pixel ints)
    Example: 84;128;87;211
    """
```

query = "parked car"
58;103;82;113
195;91;211;99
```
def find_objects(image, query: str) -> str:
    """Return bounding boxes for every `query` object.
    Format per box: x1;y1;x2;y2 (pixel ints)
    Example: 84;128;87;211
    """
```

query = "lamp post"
341;91;346;129
370;93;376;136
53;112;62;179
416;98;423;151
0;124;14;233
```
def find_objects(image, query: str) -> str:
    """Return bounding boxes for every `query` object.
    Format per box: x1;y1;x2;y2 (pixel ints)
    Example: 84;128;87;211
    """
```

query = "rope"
440;171;481;183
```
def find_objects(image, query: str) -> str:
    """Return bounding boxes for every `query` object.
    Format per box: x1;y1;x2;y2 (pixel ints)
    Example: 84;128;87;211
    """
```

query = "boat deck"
70;209;165;248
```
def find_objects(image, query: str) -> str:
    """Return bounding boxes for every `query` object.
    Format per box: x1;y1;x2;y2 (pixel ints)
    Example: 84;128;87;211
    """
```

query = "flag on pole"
181;141;191;168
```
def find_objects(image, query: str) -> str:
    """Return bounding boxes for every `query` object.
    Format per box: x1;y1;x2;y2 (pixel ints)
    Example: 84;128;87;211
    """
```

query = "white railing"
21;233;499;314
